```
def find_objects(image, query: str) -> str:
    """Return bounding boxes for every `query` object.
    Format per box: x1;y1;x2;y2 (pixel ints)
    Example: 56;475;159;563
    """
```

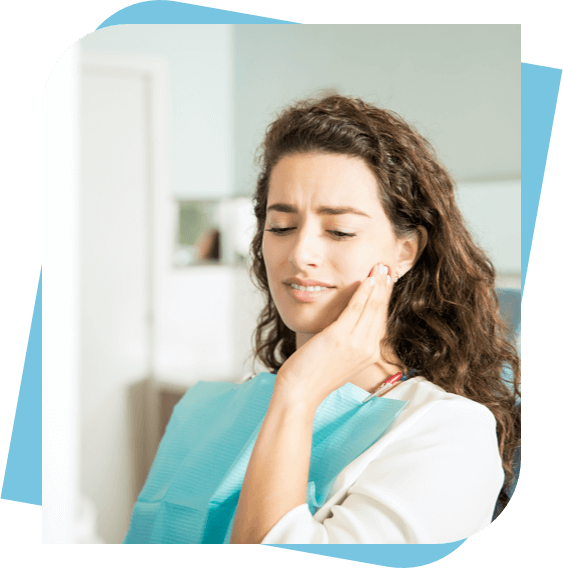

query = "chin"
279;312;336;336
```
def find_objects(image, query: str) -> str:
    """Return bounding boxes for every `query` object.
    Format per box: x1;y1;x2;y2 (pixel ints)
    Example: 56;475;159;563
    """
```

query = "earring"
394;271;401;283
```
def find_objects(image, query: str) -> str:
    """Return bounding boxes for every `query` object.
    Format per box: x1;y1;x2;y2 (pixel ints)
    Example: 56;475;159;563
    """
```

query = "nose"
288;226;321;269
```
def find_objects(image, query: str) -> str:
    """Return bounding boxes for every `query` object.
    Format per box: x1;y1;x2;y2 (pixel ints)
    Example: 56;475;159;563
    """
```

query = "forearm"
230;386;317;544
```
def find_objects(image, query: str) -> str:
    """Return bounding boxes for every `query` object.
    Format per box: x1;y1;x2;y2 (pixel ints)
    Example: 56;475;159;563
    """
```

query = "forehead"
267;152;381;212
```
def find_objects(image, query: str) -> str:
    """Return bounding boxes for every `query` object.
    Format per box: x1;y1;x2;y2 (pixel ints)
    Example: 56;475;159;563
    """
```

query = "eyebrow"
266;203;371;218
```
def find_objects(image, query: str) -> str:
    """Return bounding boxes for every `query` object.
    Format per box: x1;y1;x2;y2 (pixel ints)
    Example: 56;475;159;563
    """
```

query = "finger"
354;263;393;338
334;265;378;331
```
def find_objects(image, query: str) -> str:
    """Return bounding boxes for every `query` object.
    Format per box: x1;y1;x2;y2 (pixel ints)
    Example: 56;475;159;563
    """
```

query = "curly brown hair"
248;94;520;518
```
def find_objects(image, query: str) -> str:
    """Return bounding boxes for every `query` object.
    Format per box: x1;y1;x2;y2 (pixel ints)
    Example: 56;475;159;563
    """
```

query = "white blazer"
261;376;504;544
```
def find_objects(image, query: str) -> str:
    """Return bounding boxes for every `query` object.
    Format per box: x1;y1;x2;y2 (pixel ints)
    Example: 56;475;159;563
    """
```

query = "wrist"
271;372;321;418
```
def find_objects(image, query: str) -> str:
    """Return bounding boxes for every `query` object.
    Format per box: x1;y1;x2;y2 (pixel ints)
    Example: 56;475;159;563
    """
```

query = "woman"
230;95;520;544
124;94;520;545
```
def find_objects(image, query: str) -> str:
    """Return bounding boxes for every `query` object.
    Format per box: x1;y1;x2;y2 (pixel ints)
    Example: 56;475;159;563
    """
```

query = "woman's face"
262;152;407;347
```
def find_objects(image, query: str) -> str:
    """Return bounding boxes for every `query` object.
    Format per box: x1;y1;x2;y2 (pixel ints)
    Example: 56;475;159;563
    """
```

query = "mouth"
284;282;335;303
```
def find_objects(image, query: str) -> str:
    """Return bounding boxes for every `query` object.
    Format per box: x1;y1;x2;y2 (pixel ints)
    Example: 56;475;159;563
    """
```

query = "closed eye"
265;228;356;239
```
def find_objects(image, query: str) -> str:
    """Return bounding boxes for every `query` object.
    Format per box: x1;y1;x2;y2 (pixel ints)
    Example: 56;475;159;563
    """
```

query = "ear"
414;226;428;262
395;226;428;277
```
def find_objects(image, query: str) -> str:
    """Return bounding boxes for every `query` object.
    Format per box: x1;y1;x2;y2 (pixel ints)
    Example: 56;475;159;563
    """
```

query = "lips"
287;284;334;303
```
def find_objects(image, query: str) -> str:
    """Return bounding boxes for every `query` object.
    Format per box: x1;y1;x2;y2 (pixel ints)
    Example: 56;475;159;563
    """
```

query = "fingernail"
386;274;391;285
379;264;385;275
369;277;375;286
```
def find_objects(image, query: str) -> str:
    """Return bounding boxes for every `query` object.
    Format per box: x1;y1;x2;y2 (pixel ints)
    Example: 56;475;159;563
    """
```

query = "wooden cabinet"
158;383;188;440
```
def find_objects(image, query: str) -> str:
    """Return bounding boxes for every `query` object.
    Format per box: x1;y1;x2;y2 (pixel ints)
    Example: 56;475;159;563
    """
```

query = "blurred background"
47;24;520;543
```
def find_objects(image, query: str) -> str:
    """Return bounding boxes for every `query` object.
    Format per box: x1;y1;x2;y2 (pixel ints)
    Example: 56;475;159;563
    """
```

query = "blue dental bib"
123;372;407;544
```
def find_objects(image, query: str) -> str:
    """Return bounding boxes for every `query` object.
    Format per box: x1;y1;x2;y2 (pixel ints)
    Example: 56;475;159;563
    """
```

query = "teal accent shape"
267;542;466;567
1;268;42;506
521;63;562;293
97;1;295;28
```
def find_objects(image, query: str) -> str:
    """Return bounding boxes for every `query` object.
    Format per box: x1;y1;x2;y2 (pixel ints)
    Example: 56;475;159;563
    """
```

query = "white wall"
80;25;234;200
233;24;521;194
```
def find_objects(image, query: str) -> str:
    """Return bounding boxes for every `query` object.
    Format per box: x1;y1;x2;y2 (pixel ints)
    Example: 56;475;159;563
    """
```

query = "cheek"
329;247;375;281
262;235;283;263
262;235;272;262
263;238;286;299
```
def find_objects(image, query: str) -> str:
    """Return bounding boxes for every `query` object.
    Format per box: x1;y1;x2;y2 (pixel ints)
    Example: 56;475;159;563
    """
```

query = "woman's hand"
274;263;394;411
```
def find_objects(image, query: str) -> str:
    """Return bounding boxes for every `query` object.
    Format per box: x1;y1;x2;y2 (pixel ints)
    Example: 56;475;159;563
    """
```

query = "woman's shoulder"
385;376;497;430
